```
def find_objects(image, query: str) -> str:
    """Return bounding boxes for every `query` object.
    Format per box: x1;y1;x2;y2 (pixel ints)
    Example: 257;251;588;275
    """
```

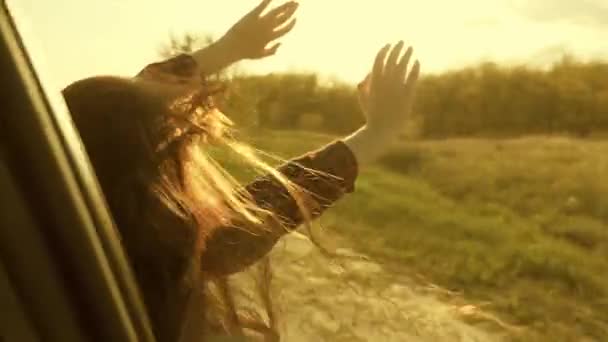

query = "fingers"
371;44;391;88
261;42;282;57
386;41;405;73
250;0;273;17
358;73;371;89
357;74;370;96
395;46;414;84
369;42;421;97
272;2;299;26
263;1;298;22
374;42;417;85
262;1;298;41
405;60;421;90
269;18;297;40
357;73;372;112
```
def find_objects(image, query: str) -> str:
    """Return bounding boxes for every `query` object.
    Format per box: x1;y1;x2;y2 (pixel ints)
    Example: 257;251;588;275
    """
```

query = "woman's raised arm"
201;42;421;276
189;0;299;76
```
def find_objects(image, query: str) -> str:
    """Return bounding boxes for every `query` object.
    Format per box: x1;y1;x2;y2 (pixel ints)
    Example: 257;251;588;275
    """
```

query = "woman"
62;0;420;340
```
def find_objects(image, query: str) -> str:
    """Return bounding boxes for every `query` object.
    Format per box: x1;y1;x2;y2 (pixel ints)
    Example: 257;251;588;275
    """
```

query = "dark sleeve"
134;55;359;276
201;141;359;276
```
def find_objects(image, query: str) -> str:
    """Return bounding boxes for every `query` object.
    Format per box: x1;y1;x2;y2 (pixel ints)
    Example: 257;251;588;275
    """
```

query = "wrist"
190;38;240;75
213;36;242;64
342;126;394;165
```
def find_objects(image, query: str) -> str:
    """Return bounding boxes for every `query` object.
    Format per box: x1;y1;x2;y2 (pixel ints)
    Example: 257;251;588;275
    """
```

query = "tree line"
163;35;608;137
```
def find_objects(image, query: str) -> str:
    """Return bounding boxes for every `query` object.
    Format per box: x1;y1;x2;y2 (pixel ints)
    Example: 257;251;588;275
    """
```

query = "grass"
217;129;608;341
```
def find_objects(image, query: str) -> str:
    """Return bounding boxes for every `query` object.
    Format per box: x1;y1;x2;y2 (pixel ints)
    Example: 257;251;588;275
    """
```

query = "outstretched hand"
220;0;299;60
344;42;421;164
172;1;297;83
359;41;420;140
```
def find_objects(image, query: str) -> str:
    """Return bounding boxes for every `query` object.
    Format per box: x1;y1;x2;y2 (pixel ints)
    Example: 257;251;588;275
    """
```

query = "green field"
220;129;608;341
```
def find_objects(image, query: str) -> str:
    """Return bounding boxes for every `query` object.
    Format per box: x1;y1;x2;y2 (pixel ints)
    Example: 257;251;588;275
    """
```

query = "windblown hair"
62;75;311;341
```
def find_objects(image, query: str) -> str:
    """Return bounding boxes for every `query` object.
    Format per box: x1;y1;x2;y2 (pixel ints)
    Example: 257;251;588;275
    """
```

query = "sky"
7;0;608;88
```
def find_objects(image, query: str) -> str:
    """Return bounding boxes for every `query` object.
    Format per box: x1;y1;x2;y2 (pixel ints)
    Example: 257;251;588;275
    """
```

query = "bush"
378;146;428;174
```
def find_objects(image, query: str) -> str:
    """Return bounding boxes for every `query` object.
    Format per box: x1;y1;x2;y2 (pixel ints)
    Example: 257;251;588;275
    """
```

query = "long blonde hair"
63;75;313;341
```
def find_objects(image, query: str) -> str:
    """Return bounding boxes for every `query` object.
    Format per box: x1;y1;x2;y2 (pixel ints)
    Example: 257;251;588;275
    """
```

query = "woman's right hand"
344;41;421;165
219;0;299;61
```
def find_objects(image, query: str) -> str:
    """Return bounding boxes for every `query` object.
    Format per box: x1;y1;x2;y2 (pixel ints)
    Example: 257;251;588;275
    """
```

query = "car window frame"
0;3;155;342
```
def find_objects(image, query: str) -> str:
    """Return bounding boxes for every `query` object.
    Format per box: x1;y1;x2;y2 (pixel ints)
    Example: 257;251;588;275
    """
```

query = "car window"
6;1;608;341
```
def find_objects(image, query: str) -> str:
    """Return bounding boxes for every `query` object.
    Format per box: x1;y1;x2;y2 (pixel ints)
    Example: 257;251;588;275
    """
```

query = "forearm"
189;38;240;76
246;140;358;228
200;141;358;276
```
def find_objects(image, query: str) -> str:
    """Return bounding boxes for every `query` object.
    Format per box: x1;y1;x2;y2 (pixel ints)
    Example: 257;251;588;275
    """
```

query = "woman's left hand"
343;41;421;165
219;0;299;60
